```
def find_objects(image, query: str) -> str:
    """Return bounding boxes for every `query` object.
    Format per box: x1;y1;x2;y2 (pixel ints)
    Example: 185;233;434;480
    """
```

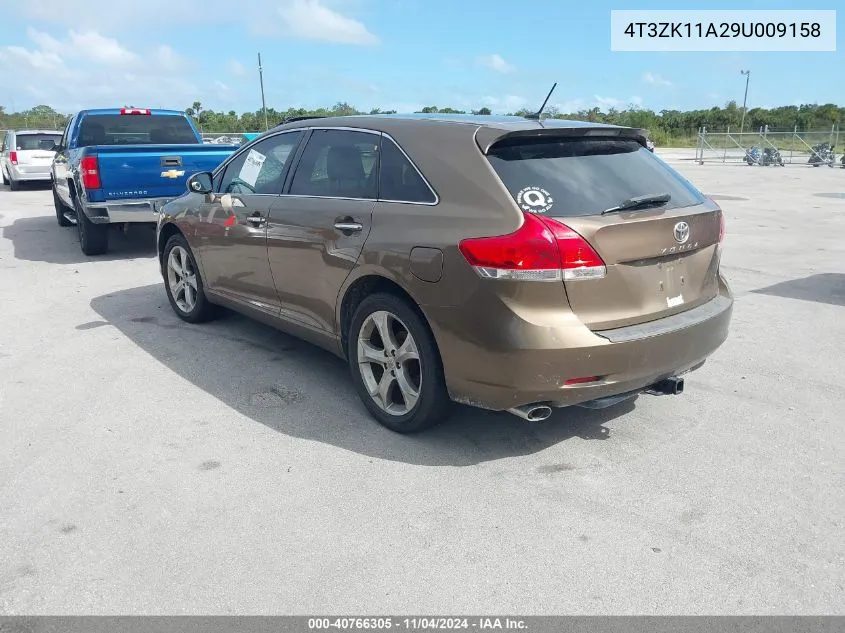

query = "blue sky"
0;0;841;115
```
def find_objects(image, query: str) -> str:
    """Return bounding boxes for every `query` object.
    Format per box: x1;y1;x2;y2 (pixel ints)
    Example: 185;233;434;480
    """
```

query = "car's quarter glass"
194;130;304;311
267;128;380;330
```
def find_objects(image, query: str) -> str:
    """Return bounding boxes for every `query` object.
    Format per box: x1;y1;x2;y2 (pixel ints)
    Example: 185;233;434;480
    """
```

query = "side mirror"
187;171;213;194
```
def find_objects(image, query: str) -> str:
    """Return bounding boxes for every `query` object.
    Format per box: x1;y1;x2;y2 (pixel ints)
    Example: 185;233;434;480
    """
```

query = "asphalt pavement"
0;153;843;614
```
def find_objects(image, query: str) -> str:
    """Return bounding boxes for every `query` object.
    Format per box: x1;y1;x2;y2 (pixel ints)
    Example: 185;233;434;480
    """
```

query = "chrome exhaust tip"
507;404;553;422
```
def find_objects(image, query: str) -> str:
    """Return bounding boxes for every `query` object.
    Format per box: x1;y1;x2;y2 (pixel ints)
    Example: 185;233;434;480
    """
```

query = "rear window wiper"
603;193;671;215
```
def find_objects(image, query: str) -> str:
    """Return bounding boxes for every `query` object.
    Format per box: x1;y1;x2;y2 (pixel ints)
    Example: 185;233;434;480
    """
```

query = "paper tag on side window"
238;149;266;187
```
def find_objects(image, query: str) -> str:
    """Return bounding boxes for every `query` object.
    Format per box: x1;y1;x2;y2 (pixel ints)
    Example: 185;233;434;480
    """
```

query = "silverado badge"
161;169;185;179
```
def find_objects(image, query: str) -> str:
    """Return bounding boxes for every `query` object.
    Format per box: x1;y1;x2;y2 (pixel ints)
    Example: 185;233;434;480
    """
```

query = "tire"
347;292;451;433
162;233;217;324
53;187;72;227
74;197;109;255
9;175;20;191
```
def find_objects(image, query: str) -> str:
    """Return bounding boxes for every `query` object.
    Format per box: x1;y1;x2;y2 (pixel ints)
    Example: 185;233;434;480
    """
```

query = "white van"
1;129;63;191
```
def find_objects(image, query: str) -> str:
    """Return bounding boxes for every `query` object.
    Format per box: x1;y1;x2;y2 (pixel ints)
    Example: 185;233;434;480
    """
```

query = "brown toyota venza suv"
156;114;732;433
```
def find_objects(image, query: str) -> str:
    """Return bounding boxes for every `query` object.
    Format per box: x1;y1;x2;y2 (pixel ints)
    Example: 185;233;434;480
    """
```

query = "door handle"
334;221;363;232
246;216;266;227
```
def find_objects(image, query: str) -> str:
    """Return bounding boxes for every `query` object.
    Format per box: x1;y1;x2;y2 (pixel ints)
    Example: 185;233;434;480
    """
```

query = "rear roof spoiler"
474;126;649;154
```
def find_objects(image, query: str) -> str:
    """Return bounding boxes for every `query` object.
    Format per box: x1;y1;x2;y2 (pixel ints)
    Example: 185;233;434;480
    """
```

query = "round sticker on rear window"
516;186;554;213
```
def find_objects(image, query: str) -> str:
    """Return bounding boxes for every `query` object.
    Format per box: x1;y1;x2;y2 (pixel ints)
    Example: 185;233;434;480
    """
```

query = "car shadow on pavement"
2;215;157;264
752;273;845;307
90;284;637;467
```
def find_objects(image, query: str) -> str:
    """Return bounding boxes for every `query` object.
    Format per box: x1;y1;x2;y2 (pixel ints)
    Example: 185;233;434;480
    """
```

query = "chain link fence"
695;125;840;165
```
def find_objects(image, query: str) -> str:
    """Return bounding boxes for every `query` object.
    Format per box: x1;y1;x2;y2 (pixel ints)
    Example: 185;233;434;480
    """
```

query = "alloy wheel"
166;245;199;314
357;310;422;416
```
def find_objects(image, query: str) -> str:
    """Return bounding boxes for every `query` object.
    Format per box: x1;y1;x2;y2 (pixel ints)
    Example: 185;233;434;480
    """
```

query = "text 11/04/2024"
610;9;836;52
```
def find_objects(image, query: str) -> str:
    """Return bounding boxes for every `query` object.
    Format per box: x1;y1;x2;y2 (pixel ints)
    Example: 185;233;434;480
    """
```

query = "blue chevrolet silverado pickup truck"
51;108;238;255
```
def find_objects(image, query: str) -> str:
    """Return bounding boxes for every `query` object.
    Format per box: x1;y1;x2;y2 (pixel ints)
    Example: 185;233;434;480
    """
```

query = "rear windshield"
486;136;706;217
77;114;198;147
15;133;62;151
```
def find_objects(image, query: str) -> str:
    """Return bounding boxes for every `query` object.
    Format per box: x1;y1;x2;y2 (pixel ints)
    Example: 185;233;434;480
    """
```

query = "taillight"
120;108;150;115
458;212;606;282
718;212;725;242
80;155;101;189
9;151;17;165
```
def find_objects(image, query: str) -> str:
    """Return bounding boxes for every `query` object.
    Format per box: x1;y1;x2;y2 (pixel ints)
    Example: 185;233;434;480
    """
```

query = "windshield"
15;133;62;151
486;136;706;217
77;114;198;147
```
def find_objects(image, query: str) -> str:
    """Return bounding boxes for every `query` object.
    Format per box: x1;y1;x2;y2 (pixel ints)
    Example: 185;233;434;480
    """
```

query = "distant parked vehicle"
52;108;239;255
0;129;63;190
808;143;835;167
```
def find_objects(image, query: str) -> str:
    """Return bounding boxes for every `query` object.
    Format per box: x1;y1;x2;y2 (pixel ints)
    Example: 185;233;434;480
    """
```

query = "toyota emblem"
673;221;690;244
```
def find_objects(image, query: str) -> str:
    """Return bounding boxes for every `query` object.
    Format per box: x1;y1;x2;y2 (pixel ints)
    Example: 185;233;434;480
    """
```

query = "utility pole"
739;69;751;135
258;52;269;132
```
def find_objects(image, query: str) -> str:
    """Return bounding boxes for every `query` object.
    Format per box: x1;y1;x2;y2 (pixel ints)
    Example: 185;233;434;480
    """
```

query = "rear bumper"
81;197;171;224
9;165;51;181
427;277;734;411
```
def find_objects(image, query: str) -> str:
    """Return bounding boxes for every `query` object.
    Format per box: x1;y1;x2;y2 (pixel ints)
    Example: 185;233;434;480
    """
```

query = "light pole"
739;69;751;135
258;52;269;132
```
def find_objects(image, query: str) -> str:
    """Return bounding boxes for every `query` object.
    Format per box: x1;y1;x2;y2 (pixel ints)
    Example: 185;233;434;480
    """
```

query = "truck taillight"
80;155;101;189
458;212;606;282
719;211;725;242
9;151;17;165
120;108;150;115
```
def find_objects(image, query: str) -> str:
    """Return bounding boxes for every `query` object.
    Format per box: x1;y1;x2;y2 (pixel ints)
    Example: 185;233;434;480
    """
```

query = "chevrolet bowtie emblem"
161;169;185;179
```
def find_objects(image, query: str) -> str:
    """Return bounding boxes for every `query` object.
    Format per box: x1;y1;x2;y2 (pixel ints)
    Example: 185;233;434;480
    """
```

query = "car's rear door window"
486;136;705;217
288;129;380;200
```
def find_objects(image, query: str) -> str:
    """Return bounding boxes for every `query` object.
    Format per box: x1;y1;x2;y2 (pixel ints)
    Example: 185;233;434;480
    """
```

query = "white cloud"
643;71;673;86
477;53;515;74
67;30;138;65
227;60;247;76
480;95;527;113
595;95;642;110
0;28;198;112
278;0;379;45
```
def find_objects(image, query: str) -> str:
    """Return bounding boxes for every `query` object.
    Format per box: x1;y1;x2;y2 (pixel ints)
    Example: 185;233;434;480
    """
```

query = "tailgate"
94;145;237;198
12;132;61;165
484;131;725;330
15;150;56;166
557;204;723;330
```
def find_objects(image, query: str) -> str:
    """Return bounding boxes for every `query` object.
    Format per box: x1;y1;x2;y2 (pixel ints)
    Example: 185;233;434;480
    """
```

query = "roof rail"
282;115;328;124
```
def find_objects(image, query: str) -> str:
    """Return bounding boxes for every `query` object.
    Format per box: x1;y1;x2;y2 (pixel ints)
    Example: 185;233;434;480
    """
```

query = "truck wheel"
162;234;216;324
53;188;73;227
9;175;20;191
347;293;451;433
75;199;109;256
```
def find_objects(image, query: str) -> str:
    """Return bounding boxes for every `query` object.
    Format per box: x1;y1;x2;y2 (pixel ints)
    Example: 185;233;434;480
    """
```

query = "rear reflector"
120;108;150;115
718;211;725;242
564;376;599;385
80;155;101;189
458;212;606;282
9;151;17;165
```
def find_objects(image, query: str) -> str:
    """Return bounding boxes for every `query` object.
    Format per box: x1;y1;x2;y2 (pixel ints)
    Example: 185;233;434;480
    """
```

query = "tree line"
2;100;842;145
